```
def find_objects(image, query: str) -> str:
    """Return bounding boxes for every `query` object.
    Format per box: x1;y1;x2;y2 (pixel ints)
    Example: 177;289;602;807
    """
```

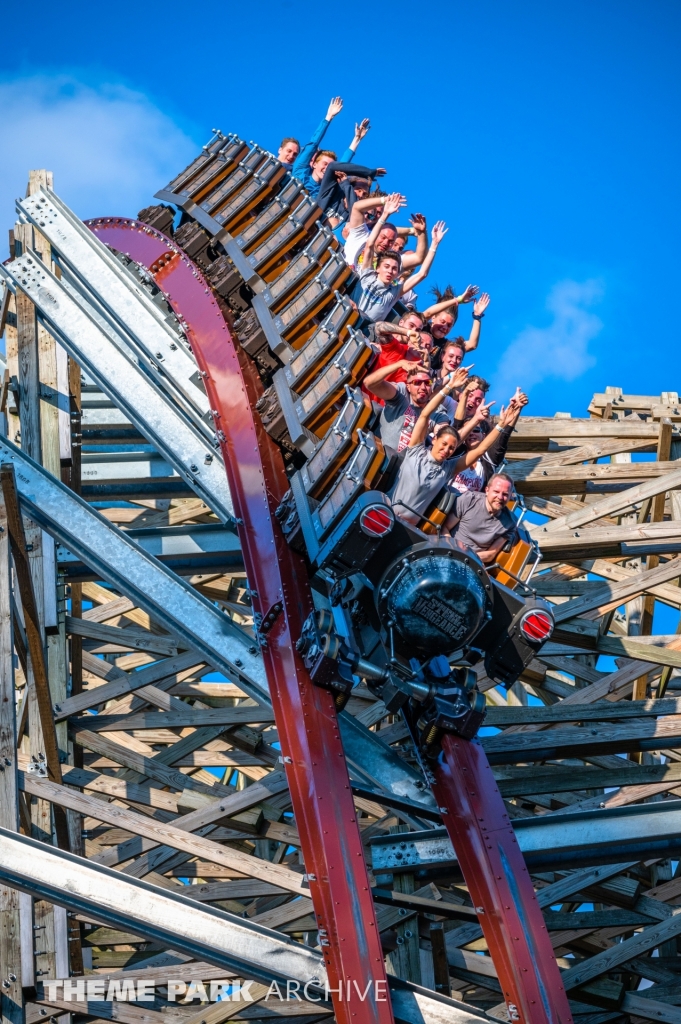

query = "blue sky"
1;0;679;416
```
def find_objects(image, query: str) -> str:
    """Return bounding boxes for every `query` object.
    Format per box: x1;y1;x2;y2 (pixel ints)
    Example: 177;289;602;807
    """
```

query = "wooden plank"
621;993;681;1024
135;498;213;529
486;696;681;726
543;910;655;929
588;392;672;412
561;908;681;990
57;651;205;720
517;461;681;496
65;616;181;656
0;497;23;1024
0;466;64;788
524;495;620;527
507;438;654;480
552;624;681;668
73;729;236;799
14;248;41;462
19;771;305;894
79;706;276;732
495;761;681;797
513;419;669;439
537;465;681;534
551;555;681;622
534;520;681;556
481;716;681;763
170;681;247;699
573;558;681;611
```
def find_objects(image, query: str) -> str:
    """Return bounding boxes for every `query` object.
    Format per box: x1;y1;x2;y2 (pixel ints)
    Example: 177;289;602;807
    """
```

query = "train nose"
376;542;489;655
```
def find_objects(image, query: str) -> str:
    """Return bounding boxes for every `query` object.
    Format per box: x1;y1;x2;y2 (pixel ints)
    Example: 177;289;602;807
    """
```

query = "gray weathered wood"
19;771;303;894
537;464;681;533
79;706;276;732
561;907;681;990
486;696;681;726
0;499;22;1024
65;616;182;656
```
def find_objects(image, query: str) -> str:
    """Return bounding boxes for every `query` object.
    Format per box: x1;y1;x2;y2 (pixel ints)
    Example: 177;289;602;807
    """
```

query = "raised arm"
454;399;524;471
464;292;491;353
408;366;471;448
401;214;429;272
363;193;403;269
452;378;478;428
292;96;343;174
347;192;404;230
342;118;371;160
422;284;479;319
400;221;448;294
364;358;422;401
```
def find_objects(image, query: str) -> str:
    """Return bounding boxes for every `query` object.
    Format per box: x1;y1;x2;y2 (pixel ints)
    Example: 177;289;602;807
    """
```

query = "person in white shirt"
342;195;427;272
356;195;447;322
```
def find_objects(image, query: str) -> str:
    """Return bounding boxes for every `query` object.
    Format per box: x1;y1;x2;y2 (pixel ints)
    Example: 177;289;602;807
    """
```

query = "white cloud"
491;278;604;400
0;75;197;235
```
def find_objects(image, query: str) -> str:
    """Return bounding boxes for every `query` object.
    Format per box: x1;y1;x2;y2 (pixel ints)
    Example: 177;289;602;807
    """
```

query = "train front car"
295;486;555;759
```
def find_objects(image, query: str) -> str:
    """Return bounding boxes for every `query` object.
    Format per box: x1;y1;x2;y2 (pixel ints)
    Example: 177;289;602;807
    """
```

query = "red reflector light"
520;609;554;642
359;505;394;538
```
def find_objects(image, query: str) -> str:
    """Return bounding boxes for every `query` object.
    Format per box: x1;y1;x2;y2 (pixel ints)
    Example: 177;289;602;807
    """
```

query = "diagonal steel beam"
0;434;265;702
0;826;324;987
0;828;490;1024
17;188;213;431
0;252;233;523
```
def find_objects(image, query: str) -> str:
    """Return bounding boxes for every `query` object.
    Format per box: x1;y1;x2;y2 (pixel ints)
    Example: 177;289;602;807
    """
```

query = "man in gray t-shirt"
363;361;454;452
450;475;517;564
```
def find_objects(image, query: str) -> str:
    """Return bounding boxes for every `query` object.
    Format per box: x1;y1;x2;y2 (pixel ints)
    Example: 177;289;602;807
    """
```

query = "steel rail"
88;218;394;1024
432;736;574;1024
0;439;265;701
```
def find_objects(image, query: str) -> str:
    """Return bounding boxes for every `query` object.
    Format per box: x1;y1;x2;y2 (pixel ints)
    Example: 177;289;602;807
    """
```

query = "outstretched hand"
472;398;496;424
509;386;528;408
444;364;474;392
410;213;427;234
431;220;448;246
498;390;527;427
355;118;371;140
459;284;479;304
383;192;404;217
474;292;491;316
326;96;344;120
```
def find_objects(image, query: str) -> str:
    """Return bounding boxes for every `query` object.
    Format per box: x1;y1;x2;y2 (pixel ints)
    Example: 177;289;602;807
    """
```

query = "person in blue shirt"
291;98;371;200
277;137;301;169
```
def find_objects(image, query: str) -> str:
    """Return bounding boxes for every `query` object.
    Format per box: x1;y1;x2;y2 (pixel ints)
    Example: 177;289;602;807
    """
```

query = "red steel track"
88;218;393;1024
89;216;573;1024
433;736;573;1024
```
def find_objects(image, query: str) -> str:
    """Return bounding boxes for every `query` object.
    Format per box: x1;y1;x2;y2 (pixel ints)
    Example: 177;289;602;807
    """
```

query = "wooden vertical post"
0;498;23;1024
633;416;673;704
9;173;74;992
429;926;450;998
